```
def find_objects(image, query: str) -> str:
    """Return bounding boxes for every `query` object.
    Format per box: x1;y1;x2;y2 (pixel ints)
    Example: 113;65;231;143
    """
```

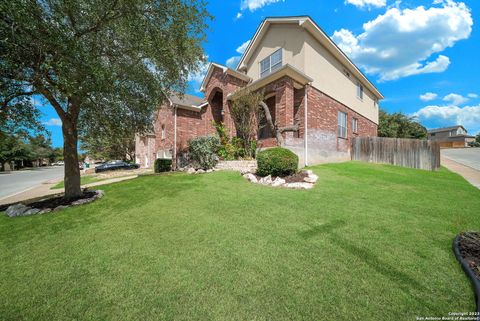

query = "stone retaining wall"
215;160;257;172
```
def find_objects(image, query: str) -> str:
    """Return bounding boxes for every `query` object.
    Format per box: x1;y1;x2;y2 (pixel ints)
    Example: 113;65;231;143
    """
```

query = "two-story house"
135;16;384;168
427;125;475;148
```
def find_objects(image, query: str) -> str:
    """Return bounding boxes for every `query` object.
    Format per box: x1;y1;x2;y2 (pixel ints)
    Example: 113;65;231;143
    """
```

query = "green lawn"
1;162;479;321
51;175;104;189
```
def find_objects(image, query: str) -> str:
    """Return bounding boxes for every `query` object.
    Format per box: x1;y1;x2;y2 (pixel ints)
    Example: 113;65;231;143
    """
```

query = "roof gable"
236;16;383;100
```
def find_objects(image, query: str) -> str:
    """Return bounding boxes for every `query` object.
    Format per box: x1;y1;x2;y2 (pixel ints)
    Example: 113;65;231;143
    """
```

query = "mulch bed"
457;232;480;280
0;189;97;212
253;171;309;183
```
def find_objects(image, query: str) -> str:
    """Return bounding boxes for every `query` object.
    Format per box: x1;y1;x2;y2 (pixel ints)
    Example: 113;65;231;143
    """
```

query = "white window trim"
338;111;347;139
260;48;283;78
356;82;364;100
352;117;358;134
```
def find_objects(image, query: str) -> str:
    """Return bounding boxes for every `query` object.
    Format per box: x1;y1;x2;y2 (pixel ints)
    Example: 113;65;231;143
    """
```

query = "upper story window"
356;82;363;100
374;100;378;109
338;111;347;138
260;49;282;78
161;124;166;139
457;127;466;135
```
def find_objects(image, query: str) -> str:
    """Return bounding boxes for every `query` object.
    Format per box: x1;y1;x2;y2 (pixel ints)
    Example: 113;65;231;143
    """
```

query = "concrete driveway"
0;166;64;199
441;148;480;171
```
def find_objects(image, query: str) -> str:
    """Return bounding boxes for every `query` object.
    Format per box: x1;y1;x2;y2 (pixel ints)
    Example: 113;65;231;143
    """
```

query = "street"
441;148;480;171
0;166;64;199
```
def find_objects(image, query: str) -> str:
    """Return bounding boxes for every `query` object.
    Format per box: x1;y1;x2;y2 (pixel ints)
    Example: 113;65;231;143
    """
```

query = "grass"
51;175;105;189
1;161;479;321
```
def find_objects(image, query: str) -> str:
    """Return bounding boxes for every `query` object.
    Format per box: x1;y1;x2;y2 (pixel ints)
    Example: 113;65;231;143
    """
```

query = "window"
374;100;378;109
352;118;358;134
338;111;347;138
356;82;363;100
161;124;165;139
260;49;282;78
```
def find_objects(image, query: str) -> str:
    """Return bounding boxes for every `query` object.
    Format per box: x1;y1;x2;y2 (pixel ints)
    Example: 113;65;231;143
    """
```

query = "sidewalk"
441;157;480;189
0;175;138;206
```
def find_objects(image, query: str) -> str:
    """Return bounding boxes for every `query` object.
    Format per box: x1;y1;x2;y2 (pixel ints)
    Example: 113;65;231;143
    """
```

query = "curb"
453;234;480;316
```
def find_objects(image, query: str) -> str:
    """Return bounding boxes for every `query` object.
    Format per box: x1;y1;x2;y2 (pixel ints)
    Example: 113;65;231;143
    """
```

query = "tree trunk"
62;118;82;199
259;101;284;146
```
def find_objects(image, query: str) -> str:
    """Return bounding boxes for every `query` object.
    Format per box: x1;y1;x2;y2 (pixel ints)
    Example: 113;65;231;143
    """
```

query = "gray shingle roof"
427;125;466;134
169;93;204;107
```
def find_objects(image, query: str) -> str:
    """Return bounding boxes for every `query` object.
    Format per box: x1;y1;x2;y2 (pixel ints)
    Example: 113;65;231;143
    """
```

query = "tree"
378;109;427;139
79;109;139;161
229;89;264;158
1;0;209;198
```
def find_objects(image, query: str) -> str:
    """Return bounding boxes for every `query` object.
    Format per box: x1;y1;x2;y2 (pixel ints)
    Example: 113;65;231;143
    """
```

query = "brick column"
275;78;295;139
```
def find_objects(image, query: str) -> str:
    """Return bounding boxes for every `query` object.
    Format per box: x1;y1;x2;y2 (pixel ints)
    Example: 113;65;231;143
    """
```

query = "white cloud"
345;0;386;9
331;1;473;81
240;0;283;12
414;104;480;134
420;92;438;101
226;40;251;69
236;12;243;19
468;93;478;99
44;118;62;126
443;93;469;105
188;57;210;92
226;56;241;69
236;40;251;55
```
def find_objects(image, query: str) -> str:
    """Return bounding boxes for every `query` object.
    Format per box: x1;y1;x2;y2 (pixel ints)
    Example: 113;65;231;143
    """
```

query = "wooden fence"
351;137;440;171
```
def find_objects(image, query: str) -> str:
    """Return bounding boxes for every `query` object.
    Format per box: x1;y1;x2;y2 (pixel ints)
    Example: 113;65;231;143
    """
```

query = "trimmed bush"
256;147;298;177
154;158;172;173
188;136;221;170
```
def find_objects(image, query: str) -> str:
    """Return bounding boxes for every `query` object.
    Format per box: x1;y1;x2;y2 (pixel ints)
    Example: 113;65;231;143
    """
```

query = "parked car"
52;161;64;166
95;160;139;173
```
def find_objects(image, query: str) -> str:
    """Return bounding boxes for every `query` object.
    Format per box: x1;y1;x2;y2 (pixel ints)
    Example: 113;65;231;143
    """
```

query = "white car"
52;161;64;166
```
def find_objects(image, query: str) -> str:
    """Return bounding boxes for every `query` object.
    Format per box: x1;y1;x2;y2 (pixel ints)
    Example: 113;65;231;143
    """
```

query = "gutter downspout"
304;84;310;167
173;104;177;170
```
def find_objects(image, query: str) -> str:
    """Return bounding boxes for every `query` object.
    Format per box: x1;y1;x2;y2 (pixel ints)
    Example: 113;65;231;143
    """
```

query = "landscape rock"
284;182;314;190
304;174;318;183
304;170;313;175
243;173;258;183
53;205;69;212
240;168;251;175
196;169;205;174
186;168;196;174
272;177;286;187
72;198;92;206
5;204;30;217
95;190;104;199
259;175;273;185
38;208;52;214
206;169;213;173
22;208;41;216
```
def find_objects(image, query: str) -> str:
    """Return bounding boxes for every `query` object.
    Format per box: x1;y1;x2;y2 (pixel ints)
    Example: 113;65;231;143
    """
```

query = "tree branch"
259;101;284;146
1;91;36;108
74;0;121;38
37;87;66;121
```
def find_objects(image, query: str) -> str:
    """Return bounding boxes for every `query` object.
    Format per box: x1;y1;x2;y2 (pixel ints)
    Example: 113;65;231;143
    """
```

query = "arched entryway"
209;89;224;124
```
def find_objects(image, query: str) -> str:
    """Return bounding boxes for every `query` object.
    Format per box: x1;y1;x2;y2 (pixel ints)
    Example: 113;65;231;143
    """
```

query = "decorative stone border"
243;170;318;190
215;160;257;173
4;190;104;217
453;234;480;314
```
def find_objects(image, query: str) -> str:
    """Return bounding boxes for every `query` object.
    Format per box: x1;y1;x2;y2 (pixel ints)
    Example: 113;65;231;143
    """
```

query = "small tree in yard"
229;89;264;158
1;0;209;198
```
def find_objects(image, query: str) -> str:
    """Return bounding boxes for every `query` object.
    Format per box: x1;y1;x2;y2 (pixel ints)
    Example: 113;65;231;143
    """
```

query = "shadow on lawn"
300;219;436;311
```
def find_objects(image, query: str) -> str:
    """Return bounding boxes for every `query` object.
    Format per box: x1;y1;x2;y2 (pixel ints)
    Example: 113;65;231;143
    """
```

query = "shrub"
188;136;221;169
154;158;172;173
256;147;298;177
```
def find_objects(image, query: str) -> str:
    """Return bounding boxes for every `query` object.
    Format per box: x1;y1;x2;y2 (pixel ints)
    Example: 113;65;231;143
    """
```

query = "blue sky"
40;0;479;147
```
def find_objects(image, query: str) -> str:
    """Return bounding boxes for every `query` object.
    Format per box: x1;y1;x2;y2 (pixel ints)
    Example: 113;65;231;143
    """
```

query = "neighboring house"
427;125;475;148
135;16;383;168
